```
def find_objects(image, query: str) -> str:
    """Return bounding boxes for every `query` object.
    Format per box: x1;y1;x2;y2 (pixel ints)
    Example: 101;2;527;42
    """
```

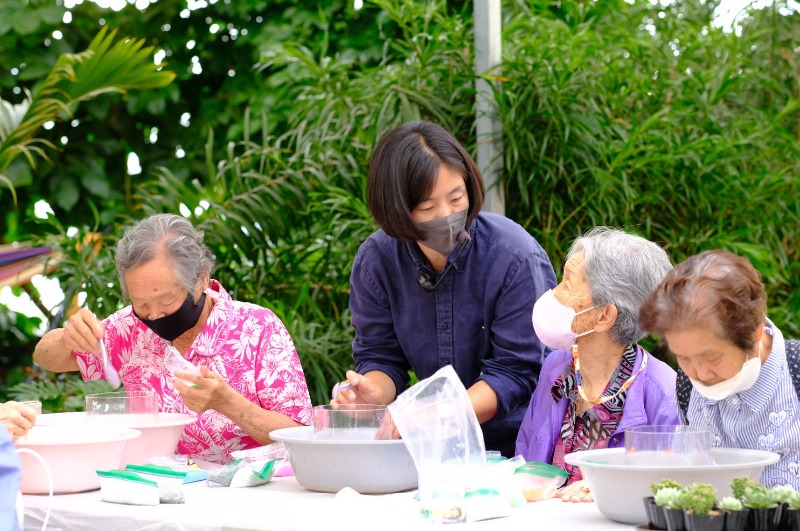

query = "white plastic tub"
564;447;780;524
16;425;141;494
37;411;196;467
270;425;418;494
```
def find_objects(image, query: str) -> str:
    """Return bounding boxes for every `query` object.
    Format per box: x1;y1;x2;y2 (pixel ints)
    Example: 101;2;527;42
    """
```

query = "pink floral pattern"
74;280;313;463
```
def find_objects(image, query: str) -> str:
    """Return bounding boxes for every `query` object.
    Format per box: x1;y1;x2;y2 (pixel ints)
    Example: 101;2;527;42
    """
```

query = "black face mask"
134;292;207;341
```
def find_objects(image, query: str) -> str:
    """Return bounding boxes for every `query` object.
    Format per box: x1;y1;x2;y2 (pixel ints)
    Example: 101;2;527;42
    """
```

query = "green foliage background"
1;0;798;407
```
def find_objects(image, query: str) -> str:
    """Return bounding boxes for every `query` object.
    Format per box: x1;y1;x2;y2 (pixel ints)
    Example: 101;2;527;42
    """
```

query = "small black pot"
684;512;725;531
723;509;749;531
663;507;687;531
643;496;668;530
747;505;781;531
785;508;800;531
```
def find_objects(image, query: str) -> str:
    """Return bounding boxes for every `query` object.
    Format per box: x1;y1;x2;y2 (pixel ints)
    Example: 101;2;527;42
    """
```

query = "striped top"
687;321;800;488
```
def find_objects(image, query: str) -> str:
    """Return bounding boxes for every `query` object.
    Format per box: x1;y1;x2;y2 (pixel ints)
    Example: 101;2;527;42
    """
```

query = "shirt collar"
187;279;233;357
737;319;784;411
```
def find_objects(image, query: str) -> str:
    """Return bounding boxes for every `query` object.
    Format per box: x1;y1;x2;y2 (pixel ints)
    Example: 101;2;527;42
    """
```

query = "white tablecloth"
23;476;635;531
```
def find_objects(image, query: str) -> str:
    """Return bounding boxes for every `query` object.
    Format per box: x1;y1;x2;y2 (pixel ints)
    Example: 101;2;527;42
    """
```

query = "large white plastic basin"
564;447;780;524
270;425;418;494
37;411;196;467
16;425;141;494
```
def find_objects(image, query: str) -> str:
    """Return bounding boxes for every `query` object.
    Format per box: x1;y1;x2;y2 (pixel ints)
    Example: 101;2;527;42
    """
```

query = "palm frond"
0;25;175;176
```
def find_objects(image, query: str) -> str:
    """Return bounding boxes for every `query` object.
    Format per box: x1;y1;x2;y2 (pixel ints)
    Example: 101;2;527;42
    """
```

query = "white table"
23;476;635;531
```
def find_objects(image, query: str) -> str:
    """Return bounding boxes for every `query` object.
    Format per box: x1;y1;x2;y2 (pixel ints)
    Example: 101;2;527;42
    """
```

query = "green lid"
96;469;159;487
125;464;187;479
514;461;568;479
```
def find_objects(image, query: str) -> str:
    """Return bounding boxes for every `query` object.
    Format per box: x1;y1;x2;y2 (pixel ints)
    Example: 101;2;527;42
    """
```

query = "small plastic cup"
164;346;202;388
18;401;42;442
513;461;568;502
312;404;388;440
20;401;42;415
625;425;714;466
85;390;159;424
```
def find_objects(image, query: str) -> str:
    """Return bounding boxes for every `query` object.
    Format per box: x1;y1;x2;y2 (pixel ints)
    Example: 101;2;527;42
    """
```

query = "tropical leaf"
0;25;175;177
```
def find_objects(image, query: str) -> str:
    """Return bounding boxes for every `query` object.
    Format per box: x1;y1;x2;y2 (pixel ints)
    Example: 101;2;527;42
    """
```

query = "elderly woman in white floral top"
34;214;313;463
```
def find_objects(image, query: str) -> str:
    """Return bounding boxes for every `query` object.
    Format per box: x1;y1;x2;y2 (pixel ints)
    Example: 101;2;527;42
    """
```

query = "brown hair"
366;121;485;242
638;249;767;351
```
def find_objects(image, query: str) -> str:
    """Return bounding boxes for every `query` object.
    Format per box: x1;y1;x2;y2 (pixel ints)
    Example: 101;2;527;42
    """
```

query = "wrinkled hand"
0;401;37;442
63;307;104;357
330;370;383;406
173;366;232;414
557;480;594;503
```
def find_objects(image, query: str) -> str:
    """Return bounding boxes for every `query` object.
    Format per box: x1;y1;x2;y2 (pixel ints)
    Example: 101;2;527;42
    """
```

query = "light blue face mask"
417;209;468;257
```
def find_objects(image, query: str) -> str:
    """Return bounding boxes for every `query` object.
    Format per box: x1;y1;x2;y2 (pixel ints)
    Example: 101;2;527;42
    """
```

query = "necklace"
572;343;648;405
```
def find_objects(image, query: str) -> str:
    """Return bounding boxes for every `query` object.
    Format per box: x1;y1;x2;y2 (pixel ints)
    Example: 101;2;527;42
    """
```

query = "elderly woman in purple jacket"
516;227;679;502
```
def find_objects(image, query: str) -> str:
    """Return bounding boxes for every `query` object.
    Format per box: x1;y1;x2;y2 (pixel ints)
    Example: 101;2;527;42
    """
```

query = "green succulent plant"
788;492;800;511
741;485;779;510
731;477;760;501
718;496;743;512
682;483;718;516
770;485;796;504
654;487;684;510
651;478;683;496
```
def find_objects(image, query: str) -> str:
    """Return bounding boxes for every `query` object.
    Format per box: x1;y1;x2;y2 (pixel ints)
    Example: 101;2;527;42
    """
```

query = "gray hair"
567;227;672;345
115;214;215;298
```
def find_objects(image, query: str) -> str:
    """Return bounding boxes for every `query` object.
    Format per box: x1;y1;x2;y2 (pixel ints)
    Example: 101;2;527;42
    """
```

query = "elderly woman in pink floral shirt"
34;214;313;463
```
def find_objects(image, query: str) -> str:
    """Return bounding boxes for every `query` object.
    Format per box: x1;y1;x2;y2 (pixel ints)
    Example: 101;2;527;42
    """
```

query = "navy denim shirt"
350;212;556;455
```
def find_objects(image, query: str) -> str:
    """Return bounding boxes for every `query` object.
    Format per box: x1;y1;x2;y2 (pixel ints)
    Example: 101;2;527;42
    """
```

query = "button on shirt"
687;322;800;488
350;212;557;455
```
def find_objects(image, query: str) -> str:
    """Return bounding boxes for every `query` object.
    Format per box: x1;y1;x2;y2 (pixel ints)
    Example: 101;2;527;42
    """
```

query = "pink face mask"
531;289;596;351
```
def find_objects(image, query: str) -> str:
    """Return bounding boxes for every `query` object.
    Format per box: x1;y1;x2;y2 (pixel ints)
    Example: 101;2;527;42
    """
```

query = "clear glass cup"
85;390;159;424
625;425;715;466
312;404;389;440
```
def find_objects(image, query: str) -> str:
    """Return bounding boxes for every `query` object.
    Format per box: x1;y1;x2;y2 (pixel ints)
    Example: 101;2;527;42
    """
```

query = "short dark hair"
366;121;485;241
638;249;767;351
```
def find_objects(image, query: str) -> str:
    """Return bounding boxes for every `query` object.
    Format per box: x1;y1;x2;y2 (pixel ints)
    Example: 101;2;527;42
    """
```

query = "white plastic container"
270;425;418;494
564;447;780;524
16;425;141;494
37;412;196;468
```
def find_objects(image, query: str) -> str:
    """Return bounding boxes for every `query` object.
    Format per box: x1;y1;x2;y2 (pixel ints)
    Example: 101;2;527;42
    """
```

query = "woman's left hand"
174;366;231;413
556;480;594;503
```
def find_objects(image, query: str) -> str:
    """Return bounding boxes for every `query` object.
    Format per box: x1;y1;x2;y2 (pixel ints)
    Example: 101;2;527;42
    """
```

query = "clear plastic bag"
388;365;489;523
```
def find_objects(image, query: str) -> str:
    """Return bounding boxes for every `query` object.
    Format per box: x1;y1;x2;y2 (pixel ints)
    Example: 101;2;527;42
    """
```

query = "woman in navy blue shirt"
333;121;556;456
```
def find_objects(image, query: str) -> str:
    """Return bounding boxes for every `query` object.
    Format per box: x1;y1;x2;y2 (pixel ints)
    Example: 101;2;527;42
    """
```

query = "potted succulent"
731;476;759;502
682;483;725;531
655;487;686;531
646;479;682;530
718;496;747;531
741;484;780;531
784;491;800;531
770;484;795;530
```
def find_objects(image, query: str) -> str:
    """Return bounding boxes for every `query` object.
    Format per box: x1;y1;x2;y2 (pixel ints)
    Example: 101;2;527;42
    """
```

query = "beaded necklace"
572;342;648;405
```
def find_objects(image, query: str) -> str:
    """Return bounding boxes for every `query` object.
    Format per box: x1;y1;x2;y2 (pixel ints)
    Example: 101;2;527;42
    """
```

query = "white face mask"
689;351;762;401
531;289;596;351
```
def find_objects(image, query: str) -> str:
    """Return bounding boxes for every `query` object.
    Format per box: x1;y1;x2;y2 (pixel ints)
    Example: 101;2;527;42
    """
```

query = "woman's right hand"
330;370;384;406
0;401;37;442
63;308;104;356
